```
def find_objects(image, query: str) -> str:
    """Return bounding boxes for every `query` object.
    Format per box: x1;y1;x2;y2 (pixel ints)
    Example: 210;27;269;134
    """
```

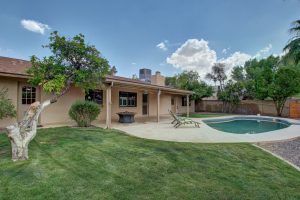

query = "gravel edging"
254;138;300;171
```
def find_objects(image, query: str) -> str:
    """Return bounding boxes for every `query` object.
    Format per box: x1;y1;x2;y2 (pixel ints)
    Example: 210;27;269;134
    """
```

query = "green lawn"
1;127;300;200
183;113;229;118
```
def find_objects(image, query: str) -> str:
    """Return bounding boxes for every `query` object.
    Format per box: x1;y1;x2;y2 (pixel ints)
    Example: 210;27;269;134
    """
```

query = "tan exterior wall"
175;96;195;114
0;76;194;128
40;86;85;125
106;87;173;121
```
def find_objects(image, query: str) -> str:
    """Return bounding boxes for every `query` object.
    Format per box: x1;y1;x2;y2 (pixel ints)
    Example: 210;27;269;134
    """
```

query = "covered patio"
103;75;194;128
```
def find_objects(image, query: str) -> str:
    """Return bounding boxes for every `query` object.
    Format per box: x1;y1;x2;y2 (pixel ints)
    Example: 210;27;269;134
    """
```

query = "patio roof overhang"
104;75;193;95
0;72;30;79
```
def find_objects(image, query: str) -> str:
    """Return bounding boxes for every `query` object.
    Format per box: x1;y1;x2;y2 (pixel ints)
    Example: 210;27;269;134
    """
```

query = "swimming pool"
203;117;291;134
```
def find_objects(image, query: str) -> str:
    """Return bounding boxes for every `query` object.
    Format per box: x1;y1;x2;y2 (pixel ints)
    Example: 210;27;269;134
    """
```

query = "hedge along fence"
195;99;300;117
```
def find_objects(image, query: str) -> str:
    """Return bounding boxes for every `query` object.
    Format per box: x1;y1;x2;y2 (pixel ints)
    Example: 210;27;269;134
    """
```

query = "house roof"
0;56;193;95
0;56;31;78
105;75;193;94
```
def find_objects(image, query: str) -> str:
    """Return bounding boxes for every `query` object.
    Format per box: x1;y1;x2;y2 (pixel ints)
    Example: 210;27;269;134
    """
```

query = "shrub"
0;88;16;119
69;101;100;127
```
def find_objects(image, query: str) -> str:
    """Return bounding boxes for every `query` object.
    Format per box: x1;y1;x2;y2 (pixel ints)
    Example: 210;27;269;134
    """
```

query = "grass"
0;127;300;200
183;113;229;118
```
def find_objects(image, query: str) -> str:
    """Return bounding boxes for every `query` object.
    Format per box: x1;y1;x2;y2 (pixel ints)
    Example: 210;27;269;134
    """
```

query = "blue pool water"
204;118;290;134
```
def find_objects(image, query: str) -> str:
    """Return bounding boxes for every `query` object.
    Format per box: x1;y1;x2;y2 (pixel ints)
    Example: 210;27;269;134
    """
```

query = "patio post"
157;89;161;122
187;94;189;117
105;84;112;128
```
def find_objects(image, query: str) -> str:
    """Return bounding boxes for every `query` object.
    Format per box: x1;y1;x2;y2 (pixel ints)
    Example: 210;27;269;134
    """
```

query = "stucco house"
0;56;194;128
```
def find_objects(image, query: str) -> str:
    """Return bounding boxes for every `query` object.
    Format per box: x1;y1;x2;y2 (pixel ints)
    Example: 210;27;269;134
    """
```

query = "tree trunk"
274;99;286;117
6;100;51;161
276;106;282;117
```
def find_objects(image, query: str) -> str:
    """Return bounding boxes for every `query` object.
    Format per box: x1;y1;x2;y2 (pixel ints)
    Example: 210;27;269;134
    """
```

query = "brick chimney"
151;71;165;86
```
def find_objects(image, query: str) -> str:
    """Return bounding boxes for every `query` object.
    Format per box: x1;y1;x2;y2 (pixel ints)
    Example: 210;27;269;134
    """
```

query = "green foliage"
237;55;300;116
244;56;279;100
218;81;244;112
231;66;245;82
0;88;16;120
165;76;177;87
284;20;300;64
269;66;300;116
69;101;100;127
166;71;213;100
1;127;300;199
28;31;110;97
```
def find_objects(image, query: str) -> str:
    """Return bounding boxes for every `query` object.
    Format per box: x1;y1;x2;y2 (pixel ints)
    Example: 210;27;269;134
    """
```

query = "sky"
0;0;299;79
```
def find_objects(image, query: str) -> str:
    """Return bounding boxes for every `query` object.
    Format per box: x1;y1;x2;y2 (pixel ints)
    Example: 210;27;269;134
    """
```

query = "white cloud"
131;62;137;65
166;38;273;79
20;19;50;34
222;47;230;54
156;42;168;51
166;39;217;77
254;44;272;58
219;52;252;76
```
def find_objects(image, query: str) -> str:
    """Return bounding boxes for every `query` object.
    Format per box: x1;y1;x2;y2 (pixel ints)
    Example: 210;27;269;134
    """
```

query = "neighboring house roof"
0;56;192;95
0;56;31;78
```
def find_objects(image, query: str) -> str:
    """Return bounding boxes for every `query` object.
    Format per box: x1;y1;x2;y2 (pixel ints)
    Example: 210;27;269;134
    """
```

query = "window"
22;86;36;104
85;90;103;105
181;96;191;106
119;92;137;107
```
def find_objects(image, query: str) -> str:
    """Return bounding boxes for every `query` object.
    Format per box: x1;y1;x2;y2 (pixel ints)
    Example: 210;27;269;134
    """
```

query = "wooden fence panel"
290;101;300;118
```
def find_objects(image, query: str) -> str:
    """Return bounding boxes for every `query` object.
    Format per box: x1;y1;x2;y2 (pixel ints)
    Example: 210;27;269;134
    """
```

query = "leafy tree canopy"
166;71;213;100
238;55;300;116
28;31;110;102
268;66;300;116
231;66;245;82
284;20;300;64
244;56;280;100
218;80;244;112
0;88;16;119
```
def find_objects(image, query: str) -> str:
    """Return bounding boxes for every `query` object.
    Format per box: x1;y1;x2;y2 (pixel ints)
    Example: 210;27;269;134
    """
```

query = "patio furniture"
168;110;200;128
117;111;136;123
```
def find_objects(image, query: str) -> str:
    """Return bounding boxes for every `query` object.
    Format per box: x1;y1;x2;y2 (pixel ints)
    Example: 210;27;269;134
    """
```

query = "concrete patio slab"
110;115;300;143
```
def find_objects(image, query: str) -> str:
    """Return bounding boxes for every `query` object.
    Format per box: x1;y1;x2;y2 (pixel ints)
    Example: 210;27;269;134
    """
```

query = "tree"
244;56;279;100
166;71;213;100
109;66;117;75
205;63;227;91
284;20;300;64
0;88;16;119
231;66;245;82
218;81;244;113
244;55;300;116
5;31;110;161
268;66;300;116
165;76;177;87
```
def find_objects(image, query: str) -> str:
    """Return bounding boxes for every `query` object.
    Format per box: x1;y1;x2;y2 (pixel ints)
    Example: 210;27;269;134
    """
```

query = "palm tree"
205;63;227;91
284;20;300;64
